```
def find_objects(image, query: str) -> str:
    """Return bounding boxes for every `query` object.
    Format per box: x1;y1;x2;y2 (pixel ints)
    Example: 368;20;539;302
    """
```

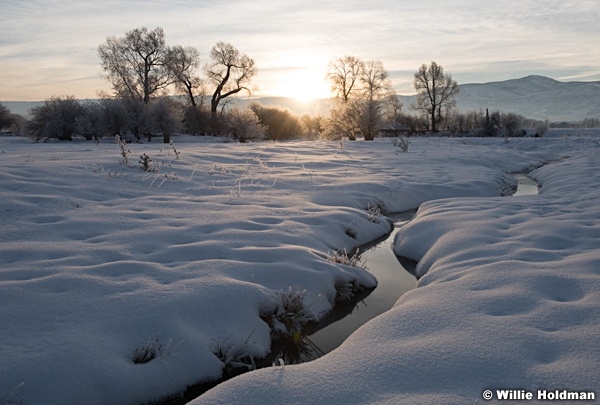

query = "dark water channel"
290;211;417;361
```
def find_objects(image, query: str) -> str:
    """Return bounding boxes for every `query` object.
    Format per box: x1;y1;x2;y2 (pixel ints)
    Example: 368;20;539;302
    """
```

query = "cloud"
1;0;599;100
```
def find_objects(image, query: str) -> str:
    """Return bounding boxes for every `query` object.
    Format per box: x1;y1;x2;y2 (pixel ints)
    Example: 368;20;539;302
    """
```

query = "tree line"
0;26;574;142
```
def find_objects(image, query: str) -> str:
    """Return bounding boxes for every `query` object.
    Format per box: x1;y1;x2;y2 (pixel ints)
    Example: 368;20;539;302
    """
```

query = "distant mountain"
454;75;600;122
397;75;600;122
1;101;42;118
4;76;599;122
252;76;600;122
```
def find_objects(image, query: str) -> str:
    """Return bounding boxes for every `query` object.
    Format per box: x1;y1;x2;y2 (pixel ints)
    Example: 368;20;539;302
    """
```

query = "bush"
249;103;304;140
27;96;84;141
148;97;182;143
224;107;265;142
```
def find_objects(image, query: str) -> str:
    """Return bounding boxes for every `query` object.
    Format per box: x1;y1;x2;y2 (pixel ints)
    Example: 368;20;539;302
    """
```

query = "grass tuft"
261;287;321;336
132;335;172;364
213;330;256;374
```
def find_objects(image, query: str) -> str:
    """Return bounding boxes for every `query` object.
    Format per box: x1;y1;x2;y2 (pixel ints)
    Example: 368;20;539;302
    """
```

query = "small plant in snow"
132;335;172;364
335;280;362;302
327;248;366;270
275;357;285;369
147;171;178;189
115;134;131;165
139;153;153;172
345;223;357;239
366;201;384;223
214;330;256;373
169;141;180;159
392;136;410;153
262;288;321;336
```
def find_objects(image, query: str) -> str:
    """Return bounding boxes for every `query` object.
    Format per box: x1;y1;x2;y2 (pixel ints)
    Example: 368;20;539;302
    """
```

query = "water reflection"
269;211;417;364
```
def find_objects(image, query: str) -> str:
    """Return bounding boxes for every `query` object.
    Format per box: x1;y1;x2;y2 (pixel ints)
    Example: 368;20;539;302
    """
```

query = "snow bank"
193;136;600;404
1;135;595;404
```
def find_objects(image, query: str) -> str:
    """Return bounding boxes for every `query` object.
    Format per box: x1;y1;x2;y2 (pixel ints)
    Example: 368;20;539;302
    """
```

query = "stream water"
287;211;417;362
512;173;539;196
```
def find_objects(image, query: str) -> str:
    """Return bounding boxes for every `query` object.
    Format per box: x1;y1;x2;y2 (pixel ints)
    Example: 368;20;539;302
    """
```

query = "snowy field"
1;131;599;404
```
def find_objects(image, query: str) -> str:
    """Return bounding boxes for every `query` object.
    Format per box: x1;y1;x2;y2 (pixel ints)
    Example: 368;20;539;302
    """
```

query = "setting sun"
271;68;332;101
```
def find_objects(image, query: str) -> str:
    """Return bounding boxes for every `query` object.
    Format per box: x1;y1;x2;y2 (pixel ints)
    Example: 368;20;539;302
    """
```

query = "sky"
1;0;600;101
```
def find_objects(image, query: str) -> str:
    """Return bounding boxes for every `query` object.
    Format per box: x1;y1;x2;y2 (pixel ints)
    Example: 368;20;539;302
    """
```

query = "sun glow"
272;69;331;102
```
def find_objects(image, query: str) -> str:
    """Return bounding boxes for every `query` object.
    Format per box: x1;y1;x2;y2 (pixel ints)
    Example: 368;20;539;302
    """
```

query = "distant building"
378;122;410;137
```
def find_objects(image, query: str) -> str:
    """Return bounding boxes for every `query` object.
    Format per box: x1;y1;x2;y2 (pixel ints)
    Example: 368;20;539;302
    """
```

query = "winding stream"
284;171;540;361
165;172;539;403
292;211;416;361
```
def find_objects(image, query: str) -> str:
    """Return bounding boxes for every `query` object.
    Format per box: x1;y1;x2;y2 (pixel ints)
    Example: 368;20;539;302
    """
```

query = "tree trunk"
187;86;197;108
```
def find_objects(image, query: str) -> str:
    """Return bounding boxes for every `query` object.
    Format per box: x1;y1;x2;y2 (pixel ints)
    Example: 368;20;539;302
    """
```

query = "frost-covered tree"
225;107;265;142
27;96;84;141
76;101;104;141
99;98;131;138
0;102;12;130
205;42;257;116
300;114;322;139
122;97;152;141
98;27;175;103
356;60;394;140
324;57;394;140
148;97;182;143
413;61;459;132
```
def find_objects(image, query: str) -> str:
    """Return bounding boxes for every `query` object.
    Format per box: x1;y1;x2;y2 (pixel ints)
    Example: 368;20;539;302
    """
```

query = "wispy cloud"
1;0;599;100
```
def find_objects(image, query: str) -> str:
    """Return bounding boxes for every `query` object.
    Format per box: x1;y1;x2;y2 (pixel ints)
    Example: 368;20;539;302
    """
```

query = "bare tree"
321;102;357;140
0;102;12;130
501;112;523;137
413;61;459;132
324;57;394;140
167;45;205;108
357;60;394;140
205;42;257;116
98;27;175;103
300;114;322;139
326;56;364;103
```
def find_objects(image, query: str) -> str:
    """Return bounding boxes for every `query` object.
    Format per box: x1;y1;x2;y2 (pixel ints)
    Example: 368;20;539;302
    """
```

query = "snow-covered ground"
1;131;598;404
